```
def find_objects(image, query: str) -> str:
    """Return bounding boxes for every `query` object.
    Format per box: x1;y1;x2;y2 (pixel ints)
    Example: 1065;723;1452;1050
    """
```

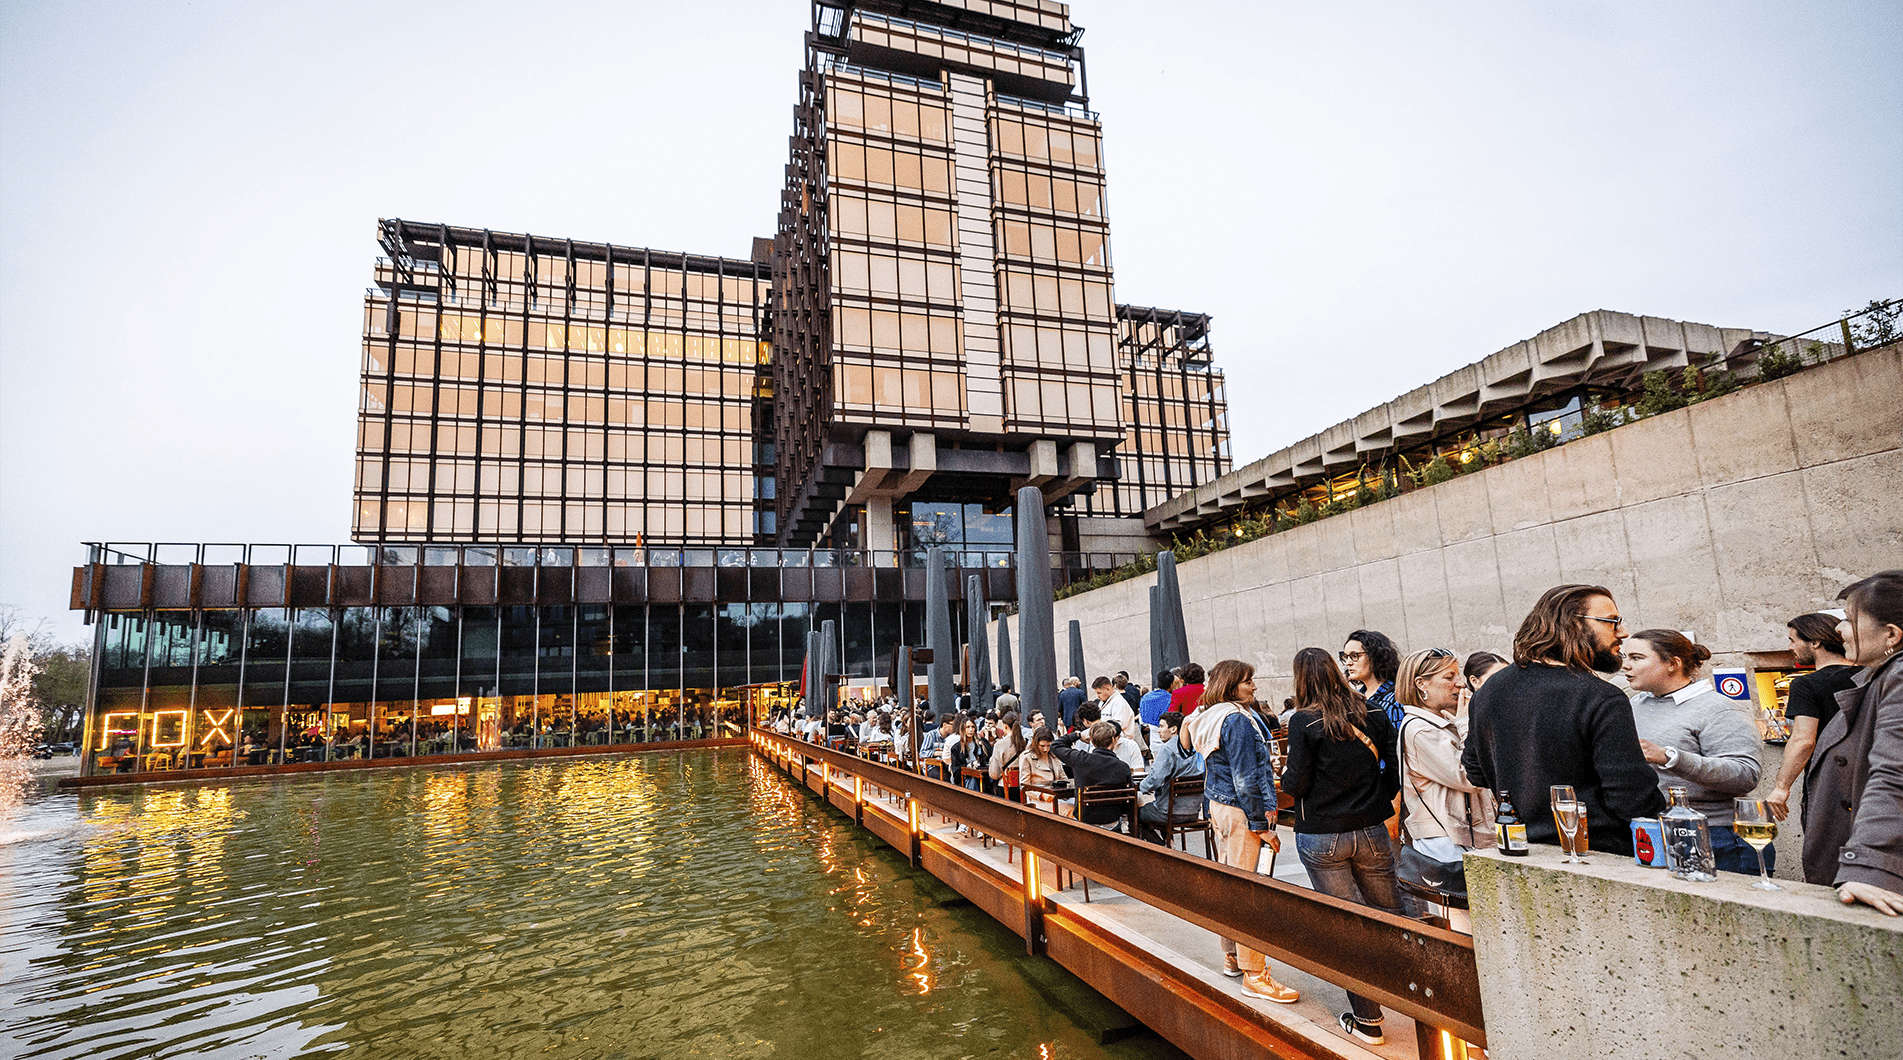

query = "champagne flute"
1734;798;1781;891
1549;785;1579;861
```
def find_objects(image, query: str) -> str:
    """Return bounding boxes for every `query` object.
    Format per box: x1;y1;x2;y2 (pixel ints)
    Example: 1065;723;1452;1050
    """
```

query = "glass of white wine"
1734;798;1780;891
1550;785;1582;863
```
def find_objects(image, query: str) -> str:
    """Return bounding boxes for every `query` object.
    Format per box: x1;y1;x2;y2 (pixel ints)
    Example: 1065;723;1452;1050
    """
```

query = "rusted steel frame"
761;730;1485;1046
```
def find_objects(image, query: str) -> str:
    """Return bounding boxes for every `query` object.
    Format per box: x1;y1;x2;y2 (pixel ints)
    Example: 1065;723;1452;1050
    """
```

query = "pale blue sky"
3;0;1898;643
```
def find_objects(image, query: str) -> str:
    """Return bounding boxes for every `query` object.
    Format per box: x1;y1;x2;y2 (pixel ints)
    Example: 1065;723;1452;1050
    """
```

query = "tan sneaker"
1241;970;1300;1004
1220;952;1244;978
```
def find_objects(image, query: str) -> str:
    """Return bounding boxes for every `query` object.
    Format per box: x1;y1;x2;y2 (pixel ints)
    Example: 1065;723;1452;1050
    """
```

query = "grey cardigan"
1803;654;1903;890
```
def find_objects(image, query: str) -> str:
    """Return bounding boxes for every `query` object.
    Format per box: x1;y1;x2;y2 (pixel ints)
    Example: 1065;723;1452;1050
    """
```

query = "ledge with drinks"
1461;838;1902;1060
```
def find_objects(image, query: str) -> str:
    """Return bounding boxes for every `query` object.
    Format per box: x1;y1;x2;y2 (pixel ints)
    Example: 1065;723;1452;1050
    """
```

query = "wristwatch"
1662;747;1681;770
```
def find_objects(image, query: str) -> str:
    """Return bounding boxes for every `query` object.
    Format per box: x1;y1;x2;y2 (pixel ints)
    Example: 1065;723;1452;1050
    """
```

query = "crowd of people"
775;570;1903;1045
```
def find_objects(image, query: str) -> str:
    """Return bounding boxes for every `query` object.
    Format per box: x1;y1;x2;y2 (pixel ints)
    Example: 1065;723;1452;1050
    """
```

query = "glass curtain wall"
80;601;918;777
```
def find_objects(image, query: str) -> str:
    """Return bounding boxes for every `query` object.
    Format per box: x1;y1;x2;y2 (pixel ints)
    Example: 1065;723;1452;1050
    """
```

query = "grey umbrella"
1013;486;1058;732
1067;619;1087;686
925;547;956;717
966;573;994;716
818;619;839;717
996;610;1016;692
1149;584;1166;681
1155;550;1191;671
803;630;822;718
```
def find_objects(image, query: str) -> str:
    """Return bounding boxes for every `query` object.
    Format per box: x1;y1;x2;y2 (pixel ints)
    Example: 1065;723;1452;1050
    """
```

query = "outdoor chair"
1070;784;1138;902
1162;774;1214;857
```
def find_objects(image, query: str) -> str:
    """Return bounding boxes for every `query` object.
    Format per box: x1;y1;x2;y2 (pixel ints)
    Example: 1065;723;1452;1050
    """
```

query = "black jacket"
1280;707;1401;834
1052;732;1135;825
1462;663;1667;856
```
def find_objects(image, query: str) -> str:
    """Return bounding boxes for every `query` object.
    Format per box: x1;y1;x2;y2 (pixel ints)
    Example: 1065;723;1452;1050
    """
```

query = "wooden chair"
1072;785;1138;901
1161;774;1214;857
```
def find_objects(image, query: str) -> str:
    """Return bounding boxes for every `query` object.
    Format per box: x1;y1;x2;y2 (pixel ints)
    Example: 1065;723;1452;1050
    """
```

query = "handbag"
1394;716;1469;901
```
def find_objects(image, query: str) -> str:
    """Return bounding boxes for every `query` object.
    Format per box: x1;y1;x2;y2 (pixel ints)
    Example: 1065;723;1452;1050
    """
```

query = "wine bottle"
1662;785;1716;882
1495;789;1529;856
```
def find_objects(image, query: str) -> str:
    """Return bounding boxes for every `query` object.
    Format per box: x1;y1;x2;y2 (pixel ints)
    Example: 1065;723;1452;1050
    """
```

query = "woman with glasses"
1341;630;1403;729
1396;647;1496;931
1281;647;1404;1046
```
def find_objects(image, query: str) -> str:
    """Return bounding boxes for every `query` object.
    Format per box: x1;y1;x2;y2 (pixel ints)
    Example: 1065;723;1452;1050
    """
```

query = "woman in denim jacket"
1187;659;1299;1005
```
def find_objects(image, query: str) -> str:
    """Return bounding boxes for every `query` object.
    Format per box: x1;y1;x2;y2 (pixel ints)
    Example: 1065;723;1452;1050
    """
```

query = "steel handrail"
753;727;1485;1046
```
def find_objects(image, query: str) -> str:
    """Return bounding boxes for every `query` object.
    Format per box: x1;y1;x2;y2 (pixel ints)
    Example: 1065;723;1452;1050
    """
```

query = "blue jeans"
1295;823;1407;1026
1709;825;1776;877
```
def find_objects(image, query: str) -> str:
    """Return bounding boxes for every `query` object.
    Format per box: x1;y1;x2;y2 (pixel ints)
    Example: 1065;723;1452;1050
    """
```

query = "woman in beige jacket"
1014;725;1068;811
1396;648;1497;863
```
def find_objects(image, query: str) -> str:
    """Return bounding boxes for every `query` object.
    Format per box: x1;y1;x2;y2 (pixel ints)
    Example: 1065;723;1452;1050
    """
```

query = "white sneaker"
1337;1011;1384;1045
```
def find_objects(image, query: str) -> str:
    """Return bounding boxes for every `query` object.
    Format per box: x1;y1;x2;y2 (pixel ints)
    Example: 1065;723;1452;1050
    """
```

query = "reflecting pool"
0;749;1183;1059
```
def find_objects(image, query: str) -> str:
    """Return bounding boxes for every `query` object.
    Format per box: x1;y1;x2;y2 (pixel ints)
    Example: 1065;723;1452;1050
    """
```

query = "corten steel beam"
760;734;1416;1060
754;729;1487;1047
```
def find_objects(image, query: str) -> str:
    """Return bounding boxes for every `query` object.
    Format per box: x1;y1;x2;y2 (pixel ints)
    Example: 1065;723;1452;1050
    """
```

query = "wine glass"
1549;785;1580;862
1734;798;1781;890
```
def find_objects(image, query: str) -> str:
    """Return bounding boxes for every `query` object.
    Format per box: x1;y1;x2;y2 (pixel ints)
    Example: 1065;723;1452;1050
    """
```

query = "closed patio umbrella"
1155;550;1190;671
925;547;956;718
1149;584;1166;680
1013;486;1058;733
966;573;994;716
996;611;1016;692
1067;619;1086;686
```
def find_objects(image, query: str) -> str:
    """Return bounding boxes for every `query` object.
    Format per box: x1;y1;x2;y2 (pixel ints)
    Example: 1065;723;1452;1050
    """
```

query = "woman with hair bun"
1623;628;1765;875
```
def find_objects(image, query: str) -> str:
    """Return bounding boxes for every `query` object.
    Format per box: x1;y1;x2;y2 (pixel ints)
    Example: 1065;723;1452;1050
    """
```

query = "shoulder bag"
1393;716;1470;902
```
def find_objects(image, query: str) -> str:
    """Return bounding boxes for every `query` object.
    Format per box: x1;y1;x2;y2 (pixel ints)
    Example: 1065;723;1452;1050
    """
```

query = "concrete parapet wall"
1464;846;1903;1060
1031;346;1903;690
1022;347;1900;869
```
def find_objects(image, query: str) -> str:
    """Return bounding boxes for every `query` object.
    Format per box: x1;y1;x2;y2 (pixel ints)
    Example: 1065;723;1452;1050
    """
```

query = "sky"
2;0;1898;646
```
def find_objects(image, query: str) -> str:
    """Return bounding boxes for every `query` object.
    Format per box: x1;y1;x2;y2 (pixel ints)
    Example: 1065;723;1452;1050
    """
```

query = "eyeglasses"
1426;647;1454;659
1339;651;1366;663
1579;614;1626;629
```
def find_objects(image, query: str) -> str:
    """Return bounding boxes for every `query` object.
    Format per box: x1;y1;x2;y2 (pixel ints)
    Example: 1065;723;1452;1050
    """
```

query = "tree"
33;645;91;743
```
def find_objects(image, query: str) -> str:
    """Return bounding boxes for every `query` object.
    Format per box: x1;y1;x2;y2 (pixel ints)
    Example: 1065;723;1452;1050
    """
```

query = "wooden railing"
752;728;1485;1056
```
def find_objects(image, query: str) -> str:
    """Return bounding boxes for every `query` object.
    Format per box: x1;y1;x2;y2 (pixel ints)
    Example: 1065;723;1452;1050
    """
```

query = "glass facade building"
356;222;773;545
71;2;1240;781
1087;306;1232;517
73;542;1142;779
769;0;1203;548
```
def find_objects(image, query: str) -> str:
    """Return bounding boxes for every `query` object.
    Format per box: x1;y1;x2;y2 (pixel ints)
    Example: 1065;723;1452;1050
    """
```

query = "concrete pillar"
1464;846;1903;1060
864;497;896;558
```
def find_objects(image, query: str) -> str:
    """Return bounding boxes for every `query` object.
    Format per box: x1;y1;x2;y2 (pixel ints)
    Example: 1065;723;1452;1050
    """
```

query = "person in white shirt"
1093;676;1138;740
1110;719;1147;772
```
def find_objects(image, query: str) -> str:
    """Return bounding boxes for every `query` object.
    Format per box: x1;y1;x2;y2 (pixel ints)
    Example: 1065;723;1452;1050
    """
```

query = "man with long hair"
1460;584;1665;856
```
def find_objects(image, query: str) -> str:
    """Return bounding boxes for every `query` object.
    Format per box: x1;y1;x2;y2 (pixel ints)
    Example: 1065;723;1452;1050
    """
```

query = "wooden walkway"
757;733;1484;1060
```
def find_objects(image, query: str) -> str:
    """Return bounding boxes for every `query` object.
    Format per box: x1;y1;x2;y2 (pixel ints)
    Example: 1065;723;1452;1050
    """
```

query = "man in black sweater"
1463;584;1667;856
1053;721;1135;828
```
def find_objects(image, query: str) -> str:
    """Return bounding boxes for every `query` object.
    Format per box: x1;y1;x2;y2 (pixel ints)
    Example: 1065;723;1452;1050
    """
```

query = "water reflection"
2;750;1181;1059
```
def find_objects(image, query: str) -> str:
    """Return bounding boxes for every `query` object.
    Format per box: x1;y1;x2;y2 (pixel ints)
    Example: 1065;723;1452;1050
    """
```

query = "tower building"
771;0;1164;549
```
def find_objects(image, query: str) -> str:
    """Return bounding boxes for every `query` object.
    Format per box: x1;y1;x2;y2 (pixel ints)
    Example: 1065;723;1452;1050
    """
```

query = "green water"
0;750;1185;1059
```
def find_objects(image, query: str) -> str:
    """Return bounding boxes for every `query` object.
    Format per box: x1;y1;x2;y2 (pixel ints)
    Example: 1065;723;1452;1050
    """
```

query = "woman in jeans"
1280;647;1404;1046
1190;659;1300;1005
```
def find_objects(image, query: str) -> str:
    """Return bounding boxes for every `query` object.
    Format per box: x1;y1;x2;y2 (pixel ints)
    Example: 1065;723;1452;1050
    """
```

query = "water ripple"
1;750;1174;1059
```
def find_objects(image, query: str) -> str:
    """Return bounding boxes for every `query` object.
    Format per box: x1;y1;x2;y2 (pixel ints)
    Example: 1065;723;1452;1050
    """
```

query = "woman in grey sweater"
1623;629;1764;874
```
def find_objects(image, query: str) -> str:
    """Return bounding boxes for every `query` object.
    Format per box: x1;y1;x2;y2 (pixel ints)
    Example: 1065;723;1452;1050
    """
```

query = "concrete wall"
1020;345;1902;693
1465;846;1903;1060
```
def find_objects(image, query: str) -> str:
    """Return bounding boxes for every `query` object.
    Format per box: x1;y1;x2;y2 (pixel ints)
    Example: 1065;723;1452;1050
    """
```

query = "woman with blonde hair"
1183;659;1299;1005
1395;647;1496;930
